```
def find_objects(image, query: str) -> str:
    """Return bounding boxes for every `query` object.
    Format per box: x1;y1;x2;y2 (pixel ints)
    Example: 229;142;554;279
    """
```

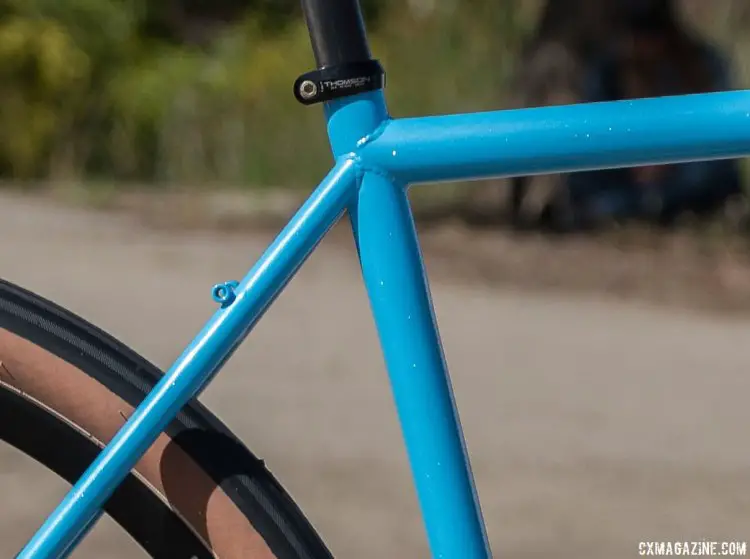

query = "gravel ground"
0;191;748;558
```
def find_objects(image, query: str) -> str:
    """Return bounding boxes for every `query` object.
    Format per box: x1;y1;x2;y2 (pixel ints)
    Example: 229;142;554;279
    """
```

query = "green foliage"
9;0;140;58
0;0;141;178
0;0;746;188
0;15;89;177
0;0;388;184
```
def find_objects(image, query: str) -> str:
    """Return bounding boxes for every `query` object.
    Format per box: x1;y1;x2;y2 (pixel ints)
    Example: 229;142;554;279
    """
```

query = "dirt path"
0;192;748;558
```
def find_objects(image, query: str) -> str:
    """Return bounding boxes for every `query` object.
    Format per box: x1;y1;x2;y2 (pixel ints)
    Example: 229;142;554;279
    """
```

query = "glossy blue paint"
17;157;358;559
324;90;492;557
325;89;390;157
21;71;750;558
212;279;240;308
359;90;750;184
349;174;491;559
58;511;102;559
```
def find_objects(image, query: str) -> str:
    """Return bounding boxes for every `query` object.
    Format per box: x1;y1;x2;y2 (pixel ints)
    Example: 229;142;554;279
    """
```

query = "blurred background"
1;1;750;557
1;0;748;193
4;0;748;305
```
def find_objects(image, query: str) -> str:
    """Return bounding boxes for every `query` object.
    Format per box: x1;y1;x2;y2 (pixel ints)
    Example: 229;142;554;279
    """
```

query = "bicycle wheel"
0;278;332;558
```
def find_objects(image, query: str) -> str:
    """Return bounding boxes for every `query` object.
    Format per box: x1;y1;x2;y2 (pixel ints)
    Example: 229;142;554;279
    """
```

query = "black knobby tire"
0;279;332;558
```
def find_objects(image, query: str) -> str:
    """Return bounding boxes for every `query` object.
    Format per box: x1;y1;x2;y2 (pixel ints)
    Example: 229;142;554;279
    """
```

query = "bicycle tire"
0;278;333;558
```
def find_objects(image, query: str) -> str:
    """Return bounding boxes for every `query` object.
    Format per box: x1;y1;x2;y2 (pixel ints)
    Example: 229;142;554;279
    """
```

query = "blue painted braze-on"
17;158;359;558
16;55;750;559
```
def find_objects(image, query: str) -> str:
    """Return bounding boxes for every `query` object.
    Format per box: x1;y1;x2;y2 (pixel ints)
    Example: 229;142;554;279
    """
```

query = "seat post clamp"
293;59;385;106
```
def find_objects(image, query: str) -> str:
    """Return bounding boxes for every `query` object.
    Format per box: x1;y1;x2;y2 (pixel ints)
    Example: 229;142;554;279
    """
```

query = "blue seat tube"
323;51;491;553
349;174;491;558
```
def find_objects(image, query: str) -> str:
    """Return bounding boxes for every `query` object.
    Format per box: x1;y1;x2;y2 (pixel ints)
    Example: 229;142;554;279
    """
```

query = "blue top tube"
564;40;742;224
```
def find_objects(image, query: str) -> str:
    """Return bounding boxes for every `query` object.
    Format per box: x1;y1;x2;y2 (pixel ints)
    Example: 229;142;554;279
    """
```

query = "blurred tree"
141;0;387;45
529;0;613;58
0;16;90;177
504;0;748;230
0;0;746;191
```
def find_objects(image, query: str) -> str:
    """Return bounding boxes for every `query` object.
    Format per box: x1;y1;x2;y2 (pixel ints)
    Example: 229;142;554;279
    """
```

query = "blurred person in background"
505;0;611;230
553;0;743;230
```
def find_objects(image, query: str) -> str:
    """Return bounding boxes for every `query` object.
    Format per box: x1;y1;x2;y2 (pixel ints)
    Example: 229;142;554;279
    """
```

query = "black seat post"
295;0;384;107
300;0;373;69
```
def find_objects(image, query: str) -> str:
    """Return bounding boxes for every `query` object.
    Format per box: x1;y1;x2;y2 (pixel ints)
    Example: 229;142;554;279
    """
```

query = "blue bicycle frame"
18;2;750;557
